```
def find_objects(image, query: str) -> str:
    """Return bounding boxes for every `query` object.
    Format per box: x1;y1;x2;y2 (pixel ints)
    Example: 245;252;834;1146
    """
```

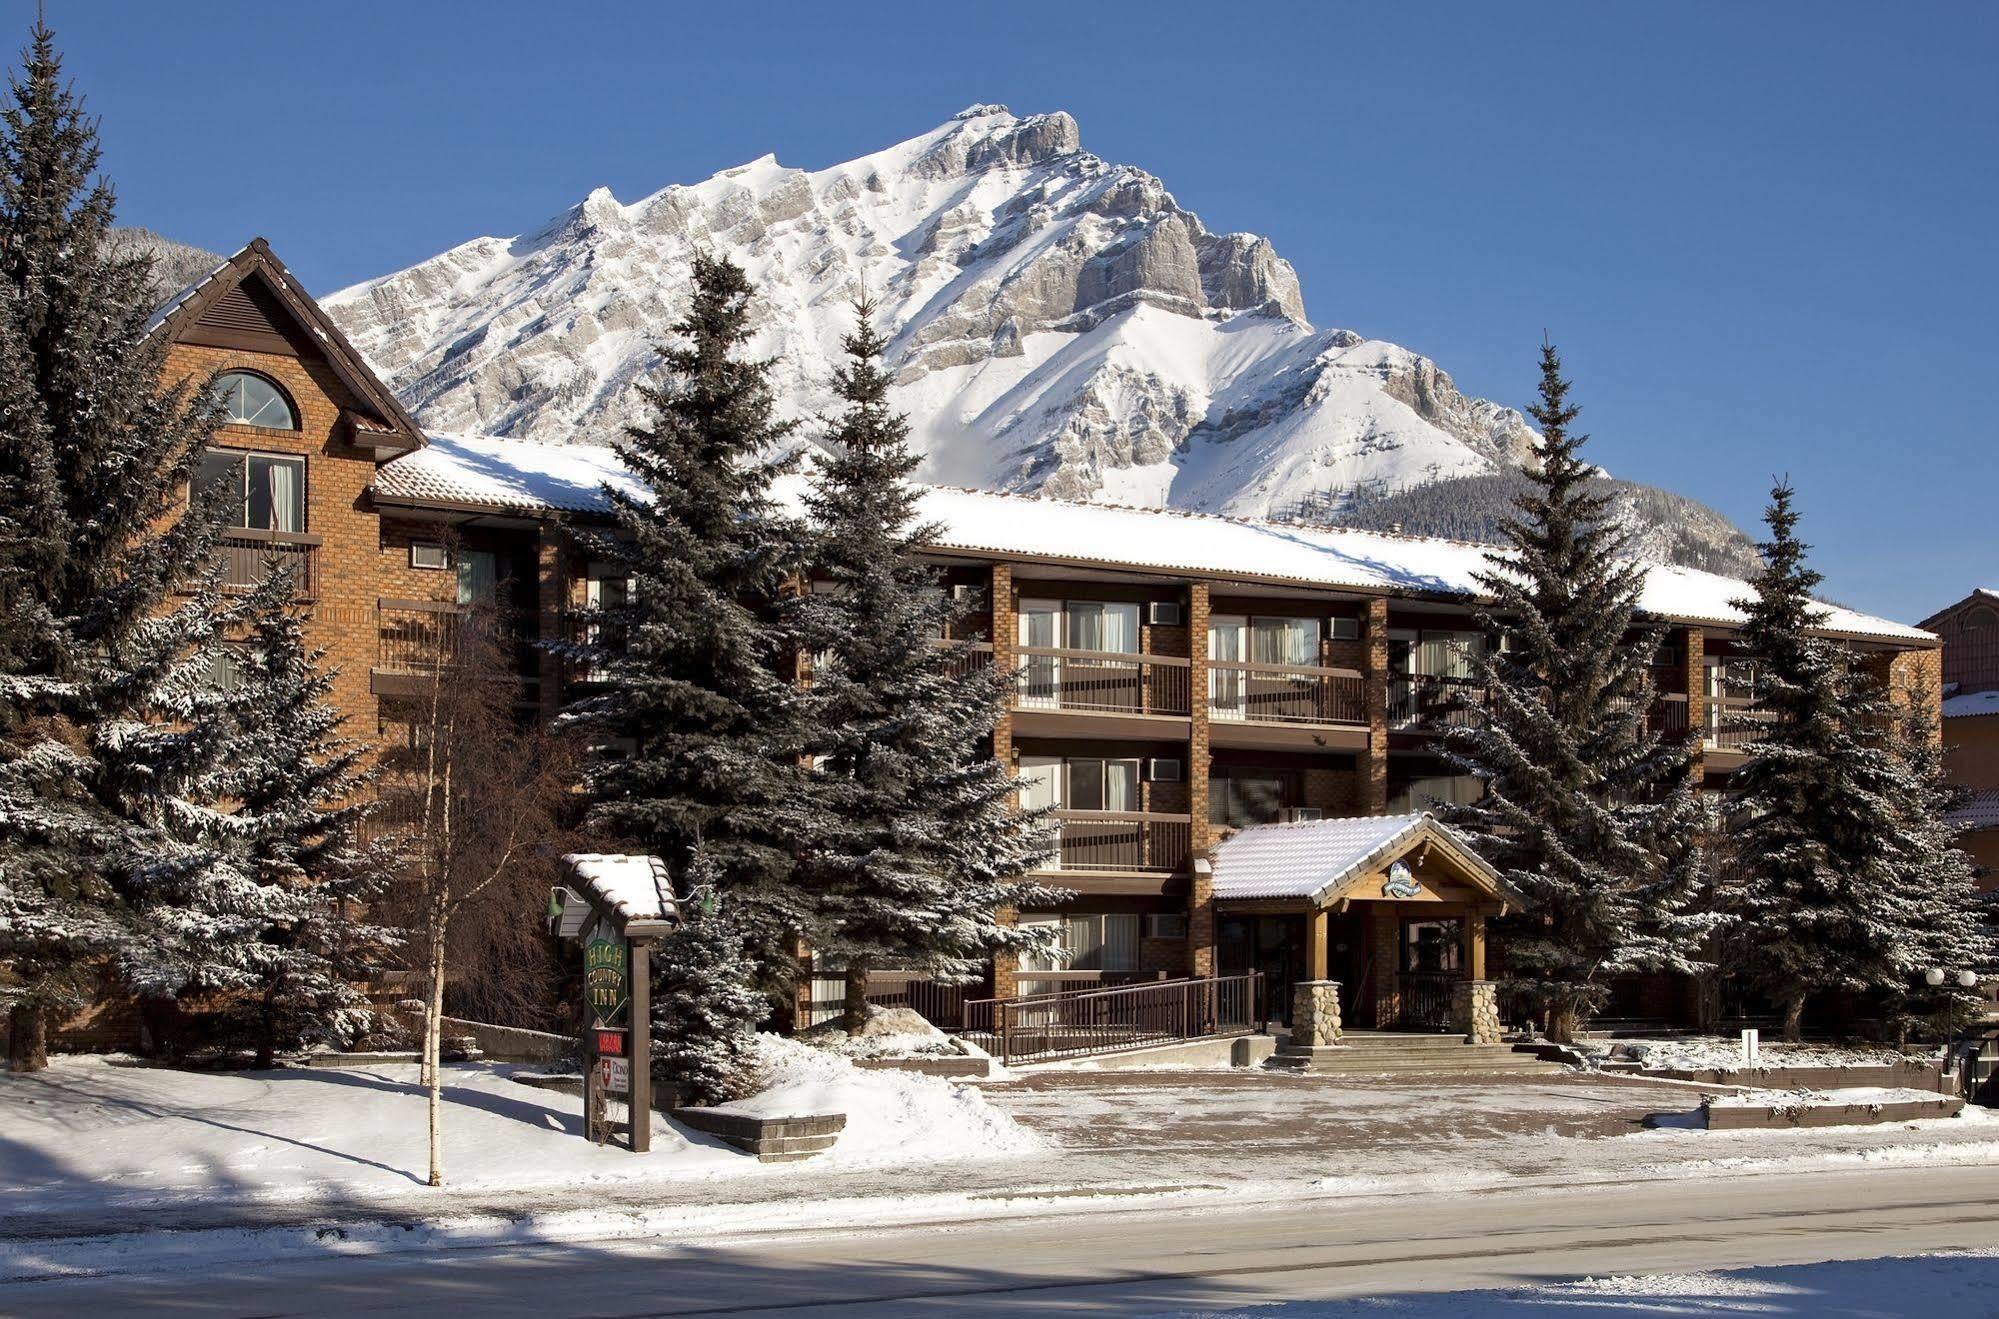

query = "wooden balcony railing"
1044;809;1191;873
377;599;466;672
1705;703;1777;751
1015;646;1191;717
1650;692;1691;739
1388;672;1487;730
216;528;320;600
1209;660;1366;725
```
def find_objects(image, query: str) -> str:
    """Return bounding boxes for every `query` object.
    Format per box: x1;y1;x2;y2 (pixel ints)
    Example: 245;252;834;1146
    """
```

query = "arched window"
1964;605;1998;631
213;371;298;430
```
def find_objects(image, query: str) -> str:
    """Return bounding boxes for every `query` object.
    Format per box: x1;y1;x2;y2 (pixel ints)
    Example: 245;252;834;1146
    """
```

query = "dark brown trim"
148;238;425;456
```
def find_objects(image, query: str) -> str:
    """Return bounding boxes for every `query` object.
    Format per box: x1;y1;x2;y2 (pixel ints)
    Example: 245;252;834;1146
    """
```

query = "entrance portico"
1203;813;1520;1043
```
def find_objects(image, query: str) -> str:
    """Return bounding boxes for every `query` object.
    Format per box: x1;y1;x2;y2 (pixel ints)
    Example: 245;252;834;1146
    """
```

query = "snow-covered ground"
1167;1249;1999;1317
4;1060;1995;1283
0;1041;1032;1217
1584;1035;1928;1072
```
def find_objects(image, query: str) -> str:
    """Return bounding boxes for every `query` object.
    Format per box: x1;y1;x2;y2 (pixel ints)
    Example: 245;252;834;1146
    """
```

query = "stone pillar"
1292;980;1343;1047
1187;580;1216;977
1364;597;1390;814
1682;626;1705;780
1451;980;1501;1044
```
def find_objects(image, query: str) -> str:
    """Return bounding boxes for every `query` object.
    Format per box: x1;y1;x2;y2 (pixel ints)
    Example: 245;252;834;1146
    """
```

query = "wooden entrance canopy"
1202;812;1522;983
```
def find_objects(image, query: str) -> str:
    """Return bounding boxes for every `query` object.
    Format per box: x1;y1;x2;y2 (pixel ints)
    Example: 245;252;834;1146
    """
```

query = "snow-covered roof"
1207;811;1510;906
561;853;679;927
1947;789;1999;833
375;432;644;514
144;251;235;335
370;433;1934;645
1944;690;1999;719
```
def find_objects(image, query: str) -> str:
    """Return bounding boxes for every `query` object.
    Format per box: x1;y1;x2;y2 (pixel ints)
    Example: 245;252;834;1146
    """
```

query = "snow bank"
1708;1086;1956;1110
1594;1037;1926;1072
718;1034;1039;1163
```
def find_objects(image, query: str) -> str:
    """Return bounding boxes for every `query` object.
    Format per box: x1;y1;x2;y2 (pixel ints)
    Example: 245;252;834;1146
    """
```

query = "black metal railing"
1396;972;1459;1031
216;528;320;600
964;973;1263;1066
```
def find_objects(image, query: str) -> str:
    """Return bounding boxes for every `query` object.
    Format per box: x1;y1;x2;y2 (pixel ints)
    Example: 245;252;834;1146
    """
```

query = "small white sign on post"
1741;1027;1760;1068
597;1055;630;1095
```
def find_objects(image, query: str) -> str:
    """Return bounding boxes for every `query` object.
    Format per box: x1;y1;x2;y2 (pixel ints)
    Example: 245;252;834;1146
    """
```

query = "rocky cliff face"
322;106;1745;571
323;105;1547;523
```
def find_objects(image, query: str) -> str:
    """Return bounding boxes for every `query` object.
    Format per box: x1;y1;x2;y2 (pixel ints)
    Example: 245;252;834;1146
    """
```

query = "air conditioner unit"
1143;913;1188;940
410;542;448;571
1148;601;1184;626
1278;807;1324;823
1329;616;1361;641
1143;757;1183;783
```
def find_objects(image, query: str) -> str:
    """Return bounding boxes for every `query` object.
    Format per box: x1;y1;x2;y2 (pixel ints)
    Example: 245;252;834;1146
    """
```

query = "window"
1250;616;1318;666
410;543;448;571
1019;914;1141;973
1402;920;1462;974
1963;606;1997;631
1209;766;1297;829
1388;775;1484;814
455;550;497;606
212;371;298;430
203;644;250;694
1017;755;1140;812
197;447;303;532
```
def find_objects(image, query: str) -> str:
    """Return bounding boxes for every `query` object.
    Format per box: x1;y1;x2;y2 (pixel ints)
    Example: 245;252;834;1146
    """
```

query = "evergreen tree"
1877;680;1996;1040
226;592;398;1065
654;848;765;1106
1725;482;1923;1040
786;301;1061;1032
0;22;239;1069
564;253;805;1091
1441;342;1712;1043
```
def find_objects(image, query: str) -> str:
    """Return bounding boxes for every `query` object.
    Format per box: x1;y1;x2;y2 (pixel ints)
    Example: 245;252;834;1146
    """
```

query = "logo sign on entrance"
1382;860;1422;899
585;933;629;1029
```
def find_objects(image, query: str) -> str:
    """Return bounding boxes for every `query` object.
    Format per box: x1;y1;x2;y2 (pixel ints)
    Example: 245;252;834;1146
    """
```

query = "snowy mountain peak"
321;107;1747;561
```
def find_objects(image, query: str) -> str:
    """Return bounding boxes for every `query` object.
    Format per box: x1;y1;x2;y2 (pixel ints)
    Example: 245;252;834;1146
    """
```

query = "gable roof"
1207;811;1518;908
1919;588;1999;631
373;432;1933;646
146;238;425;455
561;853;681;932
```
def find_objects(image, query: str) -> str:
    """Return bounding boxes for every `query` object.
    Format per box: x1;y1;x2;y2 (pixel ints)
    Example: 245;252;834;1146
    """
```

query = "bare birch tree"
383;604;573;1187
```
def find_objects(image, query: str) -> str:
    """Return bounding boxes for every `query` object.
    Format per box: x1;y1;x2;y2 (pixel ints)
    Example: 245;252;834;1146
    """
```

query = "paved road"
6;1163;1997;1317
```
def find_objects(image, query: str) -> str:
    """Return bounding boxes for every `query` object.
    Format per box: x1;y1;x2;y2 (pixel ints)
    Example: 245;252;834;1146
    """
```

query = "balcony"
216;528;320;600
1651;692;1691;739
377;599;466;673
1208;661;1366;725
1704;703;1777;757
1042;809;1192;885
1388;672;1487;731
1014;647;1191;727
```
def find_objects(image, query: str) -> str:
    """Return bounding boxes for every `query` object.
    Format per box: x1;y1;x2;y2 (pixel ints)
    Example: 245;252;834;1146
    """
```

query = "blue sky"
46;1;1995;624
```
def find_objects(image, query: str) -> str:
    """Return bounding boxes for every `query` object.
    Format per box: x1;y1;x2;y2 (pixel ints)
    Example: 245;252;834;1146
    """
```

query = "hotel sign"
1382;861;1422;899
584;930;629;1029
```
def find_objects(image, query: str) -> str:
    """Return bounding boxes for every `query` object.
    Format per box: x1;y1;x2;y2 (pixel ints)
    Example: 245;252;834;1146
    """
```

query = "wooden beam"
629;938;651;1154
1465;914;1487;981
1309;907;1330;982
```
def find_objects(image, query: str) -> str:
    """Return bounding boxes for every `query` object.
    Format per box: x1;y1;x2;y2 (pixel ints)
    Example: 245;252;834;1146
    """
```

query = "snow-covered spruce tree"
785;301;1061;1033
223;591;399;1066
1724;482;1926;1041
562;253;806;1099
654;847;766;1106
1440;343;1712;1044
0;23;239;1070
1876;680;1996;1040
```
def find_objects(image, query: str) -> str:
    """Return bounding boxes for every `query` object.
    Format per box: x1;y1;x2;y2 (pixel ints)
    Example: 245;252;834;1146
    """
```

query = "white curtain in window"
1100;914;1140;971
1017;756;1063;813
456;550;497;606
1209;615;1246;718
1070;602;1139;653
1103;759;1139;812
1251;616;1316;666
263;459;299;532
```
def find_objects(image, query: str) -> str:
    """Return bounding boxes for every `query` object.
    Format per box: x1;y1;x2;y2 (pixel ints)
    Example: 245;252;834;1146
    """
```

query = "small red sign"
595;1029;626;1056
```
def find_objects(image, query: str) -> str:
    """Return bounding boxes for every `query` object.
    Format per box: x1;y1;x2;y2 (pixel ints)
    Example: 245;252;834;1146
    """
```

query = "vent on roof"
197;277;292;339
